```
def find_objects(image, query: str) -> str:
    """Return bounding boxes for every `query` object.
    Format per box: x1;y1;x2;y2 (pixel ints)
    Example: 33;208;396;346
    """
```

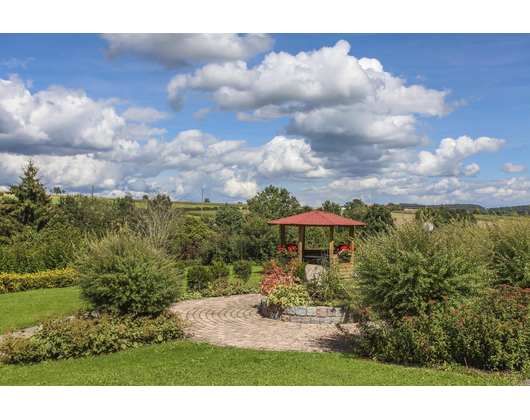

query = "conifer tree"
5;159;51;231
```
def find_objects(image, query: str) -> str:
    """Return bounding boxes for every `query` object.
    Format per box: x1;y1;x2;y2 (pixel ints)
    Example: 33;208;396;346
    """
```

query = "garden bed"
260;298;353;324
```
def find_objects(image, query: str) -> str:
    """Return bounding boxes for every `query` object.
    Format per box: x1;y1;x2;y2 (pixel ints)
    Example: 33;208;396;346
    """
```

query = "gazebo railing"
302;249;330;264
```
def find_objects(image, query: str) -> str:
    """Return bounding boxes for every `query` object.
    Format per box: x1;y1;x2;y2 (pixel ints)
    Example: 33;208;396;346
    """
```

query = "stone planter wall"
260;298;353;324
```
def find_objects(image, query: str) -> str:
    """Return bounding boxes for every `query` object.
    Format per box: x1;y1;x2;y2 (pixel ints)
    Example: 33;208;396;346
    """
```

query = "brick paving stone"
171;294;357;353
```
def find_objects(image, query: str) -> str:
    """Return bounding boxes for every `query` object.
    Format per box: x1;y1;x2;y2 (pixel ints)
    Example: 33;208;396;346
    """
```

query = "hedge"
0;268;77;294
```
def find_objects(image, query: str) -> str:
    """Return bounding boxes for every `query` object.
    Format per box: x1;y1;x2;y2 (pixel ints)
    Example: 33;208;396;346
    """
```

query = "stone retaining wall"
260;298;352;324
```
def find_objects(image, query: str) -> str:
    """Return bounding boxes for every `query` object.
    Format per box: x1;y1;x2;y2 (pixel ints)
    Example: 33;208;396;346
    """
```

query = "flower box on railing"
278;242;300;265
334;243;354;263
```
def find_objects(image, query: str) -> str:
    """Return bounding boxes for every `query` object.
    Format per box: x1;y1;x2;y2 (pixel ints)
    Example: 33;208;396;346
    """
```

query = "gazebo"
268;210;366;277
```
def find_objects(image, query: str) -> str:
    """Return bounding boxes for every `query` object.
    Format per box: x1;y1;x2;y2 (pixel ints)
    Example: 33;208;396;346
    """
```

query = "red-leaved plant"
260;259;302;295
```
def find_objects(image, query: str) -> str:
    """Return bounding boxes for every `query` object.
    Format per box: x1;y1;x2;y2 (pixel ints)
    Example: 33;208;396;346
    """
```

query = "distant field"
391;211;525;227
475;214;523;225
392;212;415;226
44;194;248;216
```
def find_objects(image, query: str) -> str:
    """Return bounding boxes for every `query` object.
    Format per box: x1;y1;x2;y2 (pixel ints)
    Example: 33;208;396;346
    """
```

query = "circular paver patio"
171;294;356;353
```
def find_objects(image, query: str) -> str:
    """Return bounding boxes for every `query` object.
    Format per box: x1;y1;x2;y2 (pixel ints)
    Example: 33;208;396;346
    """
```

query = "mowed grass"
0;287;83;334
0;340;518;386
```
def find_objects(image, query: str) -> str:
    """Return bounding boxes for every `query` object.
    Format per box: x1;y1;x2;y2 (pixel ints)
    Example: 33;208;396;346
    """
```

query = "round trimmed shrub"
211;260;230;279
233;260;252;283
74;231;185;316
186;266;213;291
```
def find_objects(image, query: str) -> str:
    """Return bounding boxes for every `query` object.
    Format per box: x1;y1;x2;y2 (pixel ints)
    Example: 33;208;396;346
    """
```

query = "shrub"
214;204;245;233
74;231;185;316
355;221;494;317
211;260;230;279
0;224;84;274
200;231;238;264
293;261;308;281
489;217;530;288
352;285;530;372
0;311;186;364
265;284;310;308
187;266;213;291
0;267;77;294
362;204;395;236
171;216;212;259
415;206;476;227
260;259;301;295
201;276;259;298
233;260;253;284
175;259;202;269
306;265;347;304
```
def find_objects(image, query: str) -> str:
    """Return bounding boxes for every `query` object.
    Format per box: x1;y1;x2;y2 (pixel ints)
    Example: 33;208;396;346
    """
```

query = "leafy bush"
355;221;494;317
415;206;476;227
489;217;530;288
200;231;239;264
0;311;186;364
0;224;84;274
214;204;245;233
265;284;310;308
52;194;124;237
186;266;213;291
211;260;230;279
74;231;185;316
176;259;202;268
352;285;530;372
260;259;301;295
233;260;253;283
306;265;348;305
171;216;212;260
0;267;77;294
200;216;279;264
293;261;308;281
201;276;259;298
362;204;395;236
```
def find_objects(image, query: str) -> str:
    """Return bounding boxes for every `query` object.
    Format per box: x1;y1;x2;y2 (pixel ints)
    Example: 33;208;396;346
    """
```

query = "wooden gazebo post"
349;226;355;266
329;226;334;260
298;225;305;262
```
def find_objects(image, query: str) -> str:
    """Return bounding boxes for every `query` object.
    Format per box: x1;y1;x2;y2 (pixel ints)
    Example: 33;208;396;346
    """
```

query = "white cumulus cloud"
406;136;505;177
167;40;453;152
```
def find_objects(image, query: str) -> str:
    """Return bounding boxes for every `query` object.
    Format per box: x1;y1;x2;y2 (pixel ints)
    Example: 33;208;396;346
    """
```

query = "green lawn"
0;340;518;386
0;287;83;334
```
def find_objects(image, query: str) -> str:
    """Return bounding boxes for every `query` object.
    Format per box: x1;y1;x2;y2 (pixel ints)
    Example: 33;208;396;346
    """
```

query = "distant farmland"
43;194;249;217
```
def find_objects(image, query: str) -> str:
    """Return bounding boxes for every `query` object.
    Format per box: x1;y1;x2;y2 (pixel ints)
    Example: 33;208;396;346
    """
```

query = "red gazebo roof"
268;210;366;227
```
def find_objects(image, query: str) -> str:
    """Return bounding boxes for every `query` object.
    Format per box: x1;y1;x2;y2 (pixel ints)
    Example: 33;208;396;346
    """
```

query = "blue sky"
1;33;529;206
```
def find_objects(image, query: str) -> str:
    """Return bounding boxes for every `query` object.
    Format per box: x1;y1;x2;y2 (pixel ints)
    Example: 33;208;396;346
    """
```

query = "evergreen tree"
2;160;51;234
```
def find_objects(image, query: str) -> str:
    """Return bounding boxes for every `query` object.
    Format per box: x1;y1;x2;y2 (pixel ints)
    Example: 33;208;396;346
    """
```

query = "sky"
1;33;529;206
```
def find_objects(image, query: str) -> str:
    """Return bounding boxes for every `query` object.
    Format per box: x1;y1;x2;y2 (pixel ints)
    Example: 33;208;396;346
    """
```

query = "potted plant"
334;243;353;263
278;242;299;266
